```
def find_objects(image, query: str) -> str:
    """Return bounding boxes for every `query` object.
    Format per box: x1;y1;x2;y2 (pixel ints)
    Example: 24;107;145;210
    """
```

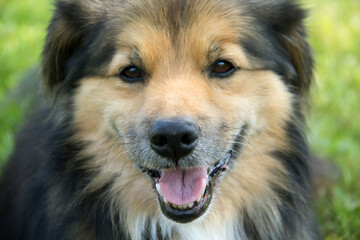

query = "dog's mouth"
139;151;233;223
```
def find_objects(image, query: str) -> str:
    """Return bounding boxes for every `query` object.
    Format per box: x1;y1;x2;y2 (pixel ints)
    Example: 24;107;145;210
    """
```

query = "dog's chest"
133;215;244;240
174;224;244;240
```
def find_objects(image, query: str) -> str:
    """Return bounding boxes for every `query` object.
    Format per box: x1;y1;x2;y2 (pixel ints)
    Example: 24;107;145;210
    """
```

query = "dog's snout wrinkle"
149;118;200;163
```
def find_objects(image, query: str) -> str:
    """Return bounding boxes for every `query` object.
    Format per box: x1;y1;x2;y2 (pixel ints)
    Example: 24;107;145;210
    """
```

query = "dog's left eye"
210;60;236;78
119;66;144;83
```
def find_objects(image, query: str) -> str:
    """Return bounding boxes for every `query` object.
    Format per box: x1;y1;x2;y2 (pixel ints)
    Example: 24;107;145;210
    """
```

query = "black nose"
149;118;200;162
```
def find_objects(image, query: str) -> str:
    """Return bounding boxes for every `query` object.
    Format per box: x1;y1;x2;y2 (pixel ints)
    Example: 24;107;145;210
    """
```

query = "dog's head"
43;0;312;224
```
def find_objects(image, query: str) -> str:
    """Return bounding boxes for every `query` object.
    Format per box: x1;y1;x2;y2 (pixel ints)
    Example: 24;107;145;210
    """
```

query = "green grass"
302;0;360;238
0;0;52;162
0;0;359;238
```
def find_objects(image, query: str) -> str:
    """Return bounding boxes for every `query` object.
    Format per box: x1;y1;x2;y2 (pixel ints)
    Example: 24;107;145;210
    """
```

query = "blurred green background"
0;0;359;238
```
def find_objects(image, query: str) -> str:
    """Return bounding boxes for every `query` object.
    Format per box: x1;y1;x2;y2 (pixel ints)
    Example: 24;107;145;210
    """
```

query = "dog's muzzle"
137;118;245;223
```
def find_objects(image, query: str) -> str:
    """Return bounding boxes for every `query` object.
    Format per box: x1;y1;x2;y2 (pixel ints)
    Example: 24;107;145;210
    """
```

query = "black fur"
0;106;129;239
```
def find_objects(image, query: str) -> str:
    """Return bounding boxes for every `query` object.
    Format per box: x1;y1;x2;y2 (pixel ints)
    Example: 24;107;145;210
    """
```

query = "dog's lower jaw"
158;186;212;224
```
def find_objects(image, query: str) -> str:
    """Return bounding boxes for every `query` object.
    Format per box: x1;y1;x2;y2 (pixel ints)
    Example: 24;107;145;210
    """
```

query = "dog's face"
43;0;312;225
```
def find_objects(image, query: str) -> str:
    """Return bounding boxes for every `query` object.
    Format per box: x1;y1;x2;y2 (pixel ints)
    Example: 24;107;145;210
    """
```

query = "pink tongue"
159;166;208;205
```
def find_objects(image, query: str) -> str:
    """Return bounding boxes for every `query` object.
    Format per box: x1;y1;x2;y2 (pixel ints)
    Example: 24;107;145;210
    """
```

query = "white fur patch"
131;211;246;240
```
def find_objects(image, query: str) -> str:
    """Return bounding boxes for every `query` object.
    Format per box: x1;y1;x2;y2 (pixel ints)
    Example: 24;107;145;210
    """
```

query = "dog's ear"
42;1;99;97
269;2;314;96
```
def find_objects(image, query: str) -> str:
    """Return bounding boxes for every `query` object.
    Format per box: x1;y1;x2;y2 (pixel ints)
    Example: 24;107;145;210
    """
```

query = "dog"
0;0;320;239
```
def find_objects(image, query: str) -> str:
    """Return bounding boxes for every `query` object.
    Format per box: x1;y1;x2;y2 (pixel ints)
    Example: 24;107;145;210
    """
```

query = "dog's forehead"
108;0;248;67
115;0;243;31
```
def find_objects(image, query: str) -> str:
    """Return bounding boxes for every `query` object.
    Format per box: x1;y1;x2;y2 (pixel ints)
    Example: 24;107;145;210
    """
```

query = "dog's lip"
158;182;212;223
138;150;232;183
138;151;233;223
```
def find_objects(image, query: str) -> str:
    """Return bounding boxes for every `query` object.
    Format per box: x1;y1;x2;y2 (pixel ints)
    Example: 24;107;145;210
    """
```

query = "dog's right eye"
119;66;144;83
210;60;236;78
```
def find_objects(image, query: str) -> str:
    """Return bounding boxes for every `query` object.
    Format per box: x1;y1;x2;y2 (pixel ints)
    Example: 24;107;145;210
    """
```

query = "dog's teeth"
188;202;194;208
201;179;206;196
156;184;163;197
164;197;169;205
195;179;206;204
178;204;185;210
172;204;178;208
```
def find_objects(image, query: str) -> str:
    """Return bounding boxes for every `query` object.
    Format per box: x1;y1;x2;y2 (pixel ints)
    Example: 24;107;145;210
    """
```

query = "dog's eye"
211;60;235;77
119;66;144;83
